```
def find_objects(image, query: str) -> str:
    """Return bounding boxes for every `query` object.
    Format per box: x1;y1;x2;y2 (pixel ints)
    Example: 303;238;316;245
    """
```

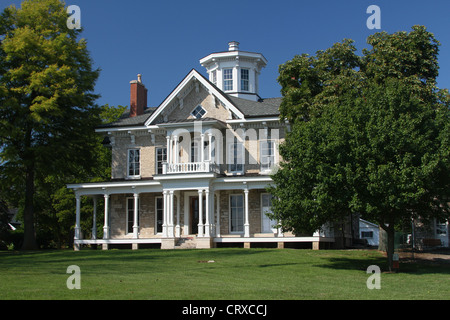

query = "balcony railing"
162;161;219;174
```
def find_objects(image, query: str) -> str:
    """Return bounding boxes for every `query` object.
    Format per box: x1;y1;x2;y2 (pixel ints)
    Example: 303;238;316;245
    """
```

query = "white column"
174;135;179;164
166;135;171;165
200;133;205;163
75;193;81;240
92;196;97;240
204;189;210;237
175;191;181;237
216;191;221;237
162;190;168;237
168;190;174;237
133;193;139;239
198;189;204;237
103;193;110;239
244;188;250;237
208;133;213;161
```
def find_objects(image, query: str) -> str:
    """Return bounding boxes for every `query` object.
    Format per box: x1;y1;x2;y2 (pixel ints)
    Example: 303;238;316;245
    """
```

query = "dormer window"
223;68;233;91
191;105;206;119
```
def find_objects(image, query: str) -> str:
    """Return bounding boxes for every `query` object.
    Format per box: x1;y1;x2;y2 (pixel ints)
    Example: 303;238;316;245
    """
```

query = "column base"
161;238;176;250
312;241;320;250
196;237;213;249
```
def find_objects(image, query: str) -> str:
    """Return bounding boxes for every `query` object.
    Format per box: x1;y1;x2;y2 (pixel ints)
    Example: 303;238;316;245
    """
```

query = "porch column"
74;193;81;240
198;189;204;237
175;191;181;237
103;193;110;240
91;196;97;240
244;188;250;237
162;190;168;237
166;135;171;165
133;193;139;239
204;189;210;237
200;133;205;162
168;190;174;237
174;135;179;164
208;133;213;161
216;191;221;237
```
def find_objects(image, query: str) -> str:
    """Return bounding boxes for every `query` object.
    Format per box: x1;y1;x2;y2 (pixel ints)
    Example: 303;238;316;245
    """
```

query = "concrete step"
175;236;197;249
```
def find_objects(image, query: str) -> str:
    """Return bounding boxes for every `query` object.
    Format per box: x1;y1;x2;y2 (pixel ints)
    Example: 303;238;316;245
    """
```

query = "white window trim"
126;197;139;235
223;68;233;91
155;196;163;235
229;193;244;234
227;142;245;175
211;69;217;86
190;105;207;119
127;148;141;179
261;193;277;233
155;147;167;175
240;68;250;92
259;140;277;174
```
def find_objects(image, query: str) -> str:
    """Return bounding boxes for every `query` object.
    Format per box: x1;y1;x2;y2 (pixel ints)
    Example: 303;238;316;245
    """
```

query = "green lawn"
0;248;449;300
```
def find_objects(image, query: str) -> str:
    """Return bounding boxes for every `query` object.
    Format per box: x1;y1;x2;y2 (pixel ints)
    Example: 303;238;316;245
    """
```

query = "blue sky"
2;0;450;109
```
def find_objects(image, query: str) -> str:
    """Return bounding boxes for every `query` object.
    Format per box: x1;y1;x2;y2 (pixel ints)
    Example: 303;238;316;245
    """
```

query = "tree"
0;0;100;249
269;26;450;270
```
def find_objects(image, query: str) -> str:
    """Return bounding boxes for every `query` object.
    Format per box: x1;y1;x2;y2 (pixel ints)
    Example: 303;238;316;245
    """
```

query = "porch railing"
162;161;219;174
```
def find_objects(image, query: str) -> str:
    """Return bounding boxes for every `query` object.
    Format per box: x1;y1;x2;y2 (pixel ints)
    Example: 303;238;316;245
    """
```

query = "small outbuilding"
359;219;379;247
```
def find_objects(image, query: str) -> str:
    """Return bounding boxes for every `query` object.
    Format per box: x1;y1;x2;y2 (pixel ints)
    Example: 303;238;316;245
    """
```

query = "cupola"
199;42;267;101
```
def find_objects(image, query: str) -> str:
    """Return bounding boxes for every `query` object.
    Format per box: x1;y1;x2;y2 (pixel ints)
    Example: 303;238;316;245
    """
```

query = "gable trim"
144;69;245;126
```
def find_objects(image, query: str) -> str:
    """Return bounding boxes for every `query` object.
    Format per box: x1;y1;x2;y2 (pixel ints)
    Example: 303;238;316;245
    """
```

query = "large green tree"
0;0;101;249
269;26;450;270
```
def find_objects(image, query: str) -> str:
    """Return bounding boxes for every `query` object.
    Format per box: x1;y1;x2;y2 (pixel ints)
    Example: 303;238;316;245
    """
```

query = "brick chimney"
130;74;147;117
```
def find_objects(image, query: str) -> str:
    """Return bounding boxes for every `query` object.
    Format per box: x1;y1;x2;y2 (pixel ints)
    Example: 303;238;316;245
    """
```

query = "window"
223;68;233;91
261;193;276;233
127;198;139;234
156;147;167;174
155;197;163;234
211;70;217;85
230;194;244;233
260;140;275;172
361;231;373;239
128;149;140;177
228;141;244;173
191;141;199;162
191;105;206;119
241;69;249;91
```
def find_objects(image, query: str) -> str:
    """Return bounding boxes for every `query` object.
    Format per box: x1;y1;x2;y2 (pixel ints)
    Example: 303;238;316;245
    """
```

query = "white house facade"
67;42;342;250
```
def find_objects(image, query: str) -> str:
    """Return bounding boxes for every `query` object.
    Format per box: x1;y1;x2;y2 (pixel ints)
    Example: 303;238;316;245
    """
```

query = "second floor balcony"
163;161;219;174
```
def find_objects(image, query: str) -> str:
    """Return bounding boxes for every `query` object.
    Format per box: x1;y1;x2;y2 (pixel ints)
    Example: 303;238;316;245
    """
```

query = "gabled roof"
96;107;157;129
228;96;281;118
97;69;282;131
145;69;245;126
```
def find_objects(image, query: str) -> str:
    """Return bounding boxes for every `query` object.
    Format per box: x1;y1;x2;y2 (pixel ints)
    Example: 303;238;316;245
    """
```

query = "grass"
0;248;449;300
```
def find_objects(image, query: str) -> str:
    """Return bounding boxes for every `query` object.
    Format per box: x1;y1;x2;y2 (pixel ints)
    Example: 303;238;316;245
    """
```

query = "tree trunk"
379;220;395;272
386;225;395;272
21;163;38;250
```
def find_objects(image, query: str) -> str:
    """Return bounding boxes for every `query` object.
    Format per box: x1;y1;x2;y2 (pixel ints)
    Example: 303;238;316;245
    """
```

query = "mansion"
67;42;348;250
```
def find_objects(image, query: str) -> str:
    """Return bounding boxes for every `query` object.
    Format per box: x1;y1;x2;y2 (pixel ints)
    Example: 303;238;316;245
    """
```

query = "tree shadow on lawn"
314;255;450;276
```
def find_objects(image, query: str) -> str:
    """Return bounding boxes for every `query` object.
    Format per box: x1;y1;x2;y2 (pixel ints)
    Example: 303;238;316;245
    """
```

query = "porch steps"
175;236;197;249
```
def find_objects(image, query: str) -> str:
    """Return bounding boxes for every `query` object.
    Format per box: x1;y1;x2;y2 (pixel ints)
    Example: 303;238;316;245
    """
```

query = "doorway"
189;196;205;235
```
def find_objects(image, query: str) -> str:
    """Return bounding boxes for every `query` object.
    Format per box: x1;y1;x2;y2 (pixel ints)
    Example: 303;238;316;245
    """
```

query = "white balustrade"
162;161;218;174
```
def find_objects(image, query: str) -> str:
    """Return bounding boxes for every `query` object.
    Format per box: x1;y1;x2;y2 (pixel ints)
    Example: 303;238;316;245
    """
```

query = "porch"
67;177;336;251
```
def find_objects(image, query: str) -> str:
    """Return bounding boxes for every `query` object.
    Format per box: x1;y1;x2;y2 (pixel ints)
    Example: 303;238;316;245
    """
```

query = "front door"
190;196;199;234
189;196;206;235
